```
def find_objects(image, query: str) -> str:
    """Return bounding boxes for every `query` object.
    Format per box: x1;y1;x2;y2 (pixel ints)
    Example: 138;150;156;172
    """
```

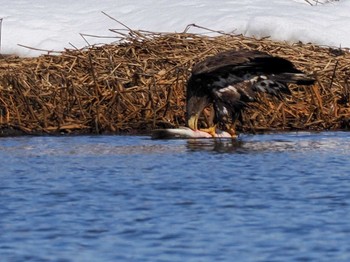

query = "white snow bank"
0;0;349;57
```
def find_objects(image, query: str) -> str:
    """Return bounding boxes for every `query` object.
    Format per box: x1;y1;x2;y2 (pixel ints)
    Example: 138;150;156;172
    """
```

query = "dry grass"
0;25;350;135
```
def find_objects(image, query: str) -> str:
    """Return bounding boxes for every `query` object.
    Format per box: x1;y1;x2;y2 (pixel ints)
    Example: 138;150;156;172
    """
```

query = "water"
1;132;350;262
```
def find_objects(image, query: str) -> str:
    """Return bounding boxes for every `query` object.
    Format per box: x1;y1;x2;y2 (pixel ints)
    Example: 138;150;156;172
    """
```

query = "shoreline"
1;29;350;137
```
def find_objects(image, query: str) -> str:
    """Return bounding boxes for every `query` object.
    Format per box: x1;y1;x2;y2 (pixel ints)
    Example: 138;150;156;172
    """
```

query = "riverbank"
1;27;350;136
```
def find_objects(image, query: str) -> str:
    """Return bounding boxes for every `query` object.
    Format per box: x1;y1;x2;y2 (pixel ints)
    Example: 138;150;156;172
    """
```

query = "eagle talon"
199;126;217;137
228;129;238;139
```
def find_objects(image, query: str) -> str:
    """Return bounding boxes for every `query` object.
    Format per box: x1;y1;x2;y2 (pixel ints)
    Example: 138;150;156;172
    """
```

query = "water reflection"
185;131;350;154
1;131;349;156
186;138;244;153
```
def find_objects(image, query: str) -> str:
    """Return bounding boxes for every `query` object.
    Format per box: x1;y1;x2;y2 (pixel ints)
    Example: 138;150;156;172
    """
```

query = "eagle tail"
270;73;315;85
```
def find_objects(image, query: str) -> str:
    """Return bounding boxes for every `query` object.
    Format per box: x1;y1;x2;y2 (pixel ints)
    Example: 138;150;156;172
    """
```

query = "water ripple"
1;132;350;261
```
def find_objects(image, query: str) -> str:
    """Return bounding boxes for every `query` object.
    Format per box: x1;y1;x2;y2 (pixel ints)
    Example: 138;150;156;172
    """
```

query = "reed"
0;25;349;135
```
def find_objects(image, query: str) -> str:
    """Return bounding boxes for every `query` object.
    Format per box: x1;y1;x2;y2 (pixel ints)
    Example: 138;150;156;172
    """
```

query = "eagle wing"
190;50;314;100
186;49;315;132
191;50;302;77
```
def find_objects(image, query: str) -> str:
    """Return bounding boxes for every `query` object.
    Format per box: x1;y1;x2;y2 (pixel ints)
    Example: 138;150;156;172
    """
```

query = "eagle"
186;50;315;137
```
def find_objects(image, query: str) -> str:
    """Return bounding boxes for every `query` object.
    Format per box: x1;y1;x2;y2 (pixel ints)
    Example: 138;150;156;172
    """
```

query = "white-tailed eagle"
186;50;315;137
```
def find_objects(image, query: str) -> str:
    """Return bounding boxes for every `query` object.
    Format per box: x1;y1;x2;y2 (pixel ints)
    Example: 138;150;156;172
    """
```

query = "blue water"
1;132;350;262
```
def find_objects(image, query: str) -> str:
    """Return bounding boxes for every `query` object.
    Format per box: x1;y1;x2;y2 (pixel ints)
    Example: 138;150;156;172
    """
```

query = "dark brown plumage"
186;50;315;136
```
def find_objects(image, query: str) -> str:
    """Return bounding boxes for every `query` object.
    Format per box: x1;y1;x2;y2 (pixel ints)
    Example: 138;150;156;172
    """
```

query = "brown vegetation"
0;25;350;136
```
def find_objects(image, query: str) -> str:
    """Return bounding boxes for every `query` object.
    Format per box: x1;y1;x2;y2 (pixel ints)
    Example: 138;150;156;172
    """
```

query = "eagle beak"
186;95;210;131
187;114;199;130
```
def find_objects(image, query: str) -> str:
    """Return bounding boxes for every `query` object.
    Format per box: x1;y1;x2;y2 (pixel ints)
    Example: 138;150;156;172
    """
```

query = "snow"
0;0;349;57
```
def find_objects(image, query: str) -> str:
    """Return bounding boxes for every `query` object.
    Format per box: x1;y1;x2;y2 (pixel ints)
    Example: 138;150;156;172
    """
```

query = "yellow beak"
187;114;199;130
